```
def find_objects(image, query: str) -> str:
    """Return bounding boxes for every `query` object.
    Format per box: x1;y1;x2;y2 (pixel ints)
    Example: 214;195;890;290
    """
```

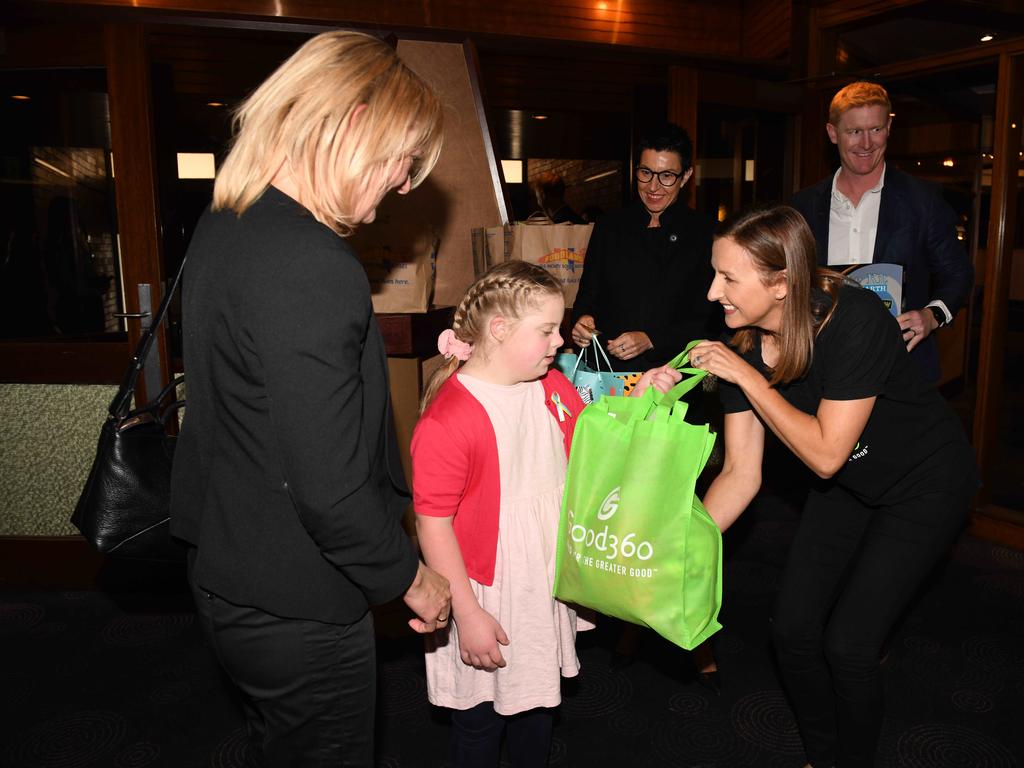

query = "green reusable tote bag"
553;341;722;650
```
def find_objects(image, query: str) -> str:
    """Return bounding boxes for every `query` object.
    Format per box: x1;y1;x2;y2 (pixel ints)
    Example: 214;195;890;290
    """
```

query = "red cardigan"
411;369;584;586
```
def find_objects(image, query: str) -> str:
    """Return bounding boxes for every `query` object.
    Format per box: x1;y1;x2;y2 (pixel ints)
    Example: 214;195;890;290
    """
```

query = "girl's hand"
632;365;682;397
690;340;754;386
456;607;510;670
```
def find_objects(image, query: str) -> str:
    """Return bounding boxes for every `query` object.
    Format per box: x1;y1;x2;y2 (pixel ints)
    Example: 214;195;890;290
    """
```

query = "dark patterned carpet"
2;495;1023;768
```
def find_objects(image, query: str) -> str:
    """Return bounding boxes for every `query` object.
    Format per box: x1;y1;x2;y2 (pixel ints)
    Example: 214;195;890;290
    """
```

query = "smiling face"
492;292;565;384
636;149;692;224
707;236;786;333
827;104;891;180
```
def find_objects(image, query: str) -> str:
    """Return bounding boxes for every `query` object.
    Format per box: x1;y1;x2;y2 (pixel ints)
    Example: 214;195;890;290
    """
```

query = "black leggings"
772;459;973;767
450;702;553;768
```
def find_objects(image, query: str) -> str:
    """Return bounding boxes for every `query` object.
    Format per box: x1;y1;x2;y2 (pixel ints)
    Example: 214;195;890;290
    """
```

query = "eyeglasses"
635;166;685;187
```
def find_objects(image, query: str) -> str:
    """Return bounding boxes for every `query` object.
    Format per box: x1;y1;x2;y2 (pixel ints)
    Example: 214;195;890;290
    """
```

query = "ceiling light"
206;101;224;107
980;34;994;42
942;158;954;167
11;94;30;101
532;114;548;121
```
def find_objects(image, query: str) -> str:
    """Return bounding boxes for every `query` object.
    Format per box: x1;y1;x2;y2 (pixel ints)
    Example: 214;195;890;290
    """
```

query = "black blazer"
791;167;974;382
573;199;718;371
170;187;418;625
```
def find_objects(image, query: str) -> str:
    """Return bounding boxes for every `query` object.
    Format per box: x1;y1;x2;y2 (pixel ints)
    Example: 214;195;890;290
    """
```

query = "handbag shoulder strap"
108;258;187;419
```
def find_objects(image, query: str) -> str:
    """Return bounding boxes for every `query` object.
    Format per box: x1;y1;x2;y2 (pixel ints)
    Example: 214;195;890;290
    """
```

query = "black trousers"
772;451;973;768
190;573;376;767
450;702;554;768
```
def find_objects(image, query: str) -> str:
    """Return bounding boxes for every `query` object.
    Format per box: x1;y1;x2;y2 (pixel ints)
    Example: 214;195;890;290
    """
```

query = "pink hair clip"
437;329;473;361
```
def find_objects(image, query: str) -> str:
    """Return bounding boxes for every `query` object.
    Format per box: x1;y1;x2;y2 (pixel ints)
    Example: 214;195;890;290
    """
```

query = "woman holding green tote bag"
690;205;976;768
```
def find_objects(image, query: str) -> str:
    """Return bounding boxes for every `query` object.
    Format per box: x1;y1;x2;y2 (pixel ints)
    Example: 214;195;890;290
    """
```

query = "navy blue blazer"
791;167;974;382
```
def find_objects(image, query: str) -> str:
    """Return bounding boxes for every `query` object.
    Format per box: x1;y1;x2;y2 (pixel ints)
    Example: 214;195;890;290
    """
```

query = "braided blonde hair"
420;262;563;413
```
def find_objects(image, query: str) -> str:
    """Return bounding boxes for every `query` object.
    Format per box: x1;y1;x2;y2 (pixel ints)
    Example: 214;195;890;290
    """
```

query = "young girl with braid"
412;262;679;768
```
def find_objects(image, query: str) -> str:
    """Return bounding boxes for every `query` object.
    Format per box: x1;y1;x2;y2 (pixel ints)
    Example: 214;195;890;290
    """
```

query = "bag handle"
655;340;709;408
108;258;187;420
570;332;616;378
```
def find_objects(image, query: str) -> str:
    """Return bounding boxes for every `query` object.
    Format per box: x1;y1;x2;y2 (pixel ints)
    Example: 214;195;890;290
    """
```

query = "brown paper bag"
472;220;592;306
356;241;436;313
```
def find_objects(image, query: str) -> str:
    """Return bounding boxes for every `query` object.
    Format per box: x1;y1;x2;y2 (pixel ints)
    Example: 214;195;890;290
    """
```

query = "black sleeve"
718;330;756;414
573;217;609;323
818;288;902;401
718;379;752;414
249;236;417;603
922;186;974;316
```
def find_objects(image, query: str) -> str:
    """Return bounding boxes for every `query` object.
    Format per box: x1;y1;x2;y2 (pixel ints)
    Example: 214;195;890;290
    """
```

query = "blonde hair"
213;30;443;236
828;81;891;126
718;205;843;385
420;262;563;412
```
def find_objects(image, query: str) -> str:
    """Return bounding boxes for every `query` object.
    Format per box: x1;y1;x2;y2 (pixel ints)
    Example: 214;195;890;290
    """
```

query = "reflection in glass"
0;68;122;339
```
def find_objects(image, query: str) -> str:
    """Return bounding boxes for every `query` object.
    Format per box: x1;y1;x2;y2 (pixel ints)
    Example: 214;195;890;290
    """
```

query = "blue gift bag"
554;334;641;405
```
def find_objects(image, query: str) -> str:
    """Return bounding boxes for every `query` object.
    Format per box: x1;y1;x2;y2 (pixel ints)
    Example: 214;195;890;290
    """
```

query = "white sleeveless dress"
424;374;591;716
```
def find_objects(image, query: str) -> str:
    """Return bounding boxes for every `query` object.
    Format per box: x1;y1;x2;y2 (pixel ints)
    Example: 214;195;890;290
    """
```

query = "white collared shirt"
827;165;885;267
826;163;951;323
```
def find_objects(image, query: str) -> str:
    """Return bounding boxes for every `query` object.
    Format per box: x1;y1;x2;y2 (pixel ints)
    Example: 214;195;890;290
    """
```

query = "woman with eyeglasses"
572;122;719;372
571;122;722;685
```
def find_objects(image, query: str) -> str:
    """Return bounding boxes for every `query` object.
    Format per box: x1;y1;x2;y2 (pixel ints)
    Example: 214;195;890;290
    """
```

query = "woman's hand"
572;315;598;347
632;364;682;397
402;561;452;634
689;340;755;386
608;331;653;362
456;607;510;670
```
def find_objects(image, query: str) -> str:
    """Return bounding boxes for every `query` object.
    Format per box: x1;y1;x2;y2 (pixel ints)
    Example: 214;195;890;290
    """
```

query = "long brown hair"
420;262;563;413
718;205;844;385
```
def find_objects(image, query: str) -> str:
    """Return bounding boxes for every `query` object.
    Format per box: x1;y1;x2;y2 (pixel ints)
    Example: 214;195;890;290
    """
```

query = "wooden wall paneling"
479;50;666;114
104;23;168;405
813;0;927;30
973;51;1024;504
668;65;699;208
742;0;791;61
0;342;128;384
798;87;831;188
42;0;749;59
0;22;106;68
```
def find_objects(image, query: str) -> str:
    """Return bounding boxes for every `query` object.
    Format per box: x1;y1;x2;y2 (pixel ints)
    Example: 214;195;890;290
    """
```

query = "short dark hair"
637;123;693;171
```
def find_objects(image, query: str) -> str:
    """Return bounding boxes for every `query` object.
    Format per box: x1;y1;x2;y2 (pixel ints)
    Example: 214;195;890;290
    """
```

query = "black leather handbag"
72;260;186;561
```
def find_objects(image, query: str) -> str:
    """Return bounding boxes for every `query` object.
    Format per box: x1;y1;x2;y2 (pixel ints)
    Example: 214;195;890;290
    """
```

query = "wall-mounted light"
206;101;224;108
980;34;994;42
177;152;216;179
11;94;30;101
532;114;548;121
33;156;72;180
500;159;523;184
942;158;954;167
